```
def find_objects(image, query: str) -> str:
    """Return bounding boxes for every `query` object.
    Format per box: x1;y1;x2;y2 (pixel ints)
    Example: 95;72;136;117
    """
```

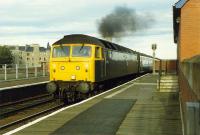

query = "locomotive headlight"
76;66;80;70
71;75;76;80
60;66;65;70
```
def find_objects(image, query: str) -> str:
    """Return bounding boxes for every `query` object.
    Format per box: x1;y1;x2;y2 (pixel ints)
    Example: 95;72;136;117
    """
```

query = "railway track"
0;94;64;133
0;94;54;118
0;93;51;108
0;101;64;131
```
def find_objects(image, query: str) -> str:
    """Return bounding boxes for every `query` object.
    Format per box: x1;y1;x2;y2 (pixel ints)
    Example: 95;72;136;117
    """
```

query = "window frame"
71;45;92;58
52;46;70;58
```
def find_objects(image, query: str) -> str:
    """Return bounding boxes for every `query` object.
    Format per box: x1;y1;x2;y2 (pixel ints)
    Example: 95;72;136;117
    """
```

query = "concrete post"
16;64;18;79
152;44;157;75
26;64;28;78
35;66;37;77
153;50;156;74
4;64;7;81
43;63;45;76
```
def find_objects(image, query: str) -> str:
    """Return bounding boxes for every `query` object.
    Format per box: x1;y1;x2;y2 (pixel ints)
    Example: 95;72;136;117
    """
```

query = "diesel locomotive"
47;34;155;102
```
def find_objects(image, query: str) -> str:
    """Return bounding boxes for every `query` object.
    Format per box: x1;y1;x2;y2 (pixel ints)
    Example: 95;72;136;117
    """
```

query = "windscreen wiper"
60;44;65;53
79;43;85;52
59;44;70;61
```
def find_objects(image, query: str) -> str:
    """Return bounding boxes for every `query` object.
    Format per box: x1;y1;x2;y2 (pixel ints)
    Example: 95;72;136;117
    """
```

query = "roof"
19;45;33;52
53;34;104;46
53;34;135;53
19;46;25;51
39;47;47;52
175;0;187;8
26;46;33;52
173;0;189;43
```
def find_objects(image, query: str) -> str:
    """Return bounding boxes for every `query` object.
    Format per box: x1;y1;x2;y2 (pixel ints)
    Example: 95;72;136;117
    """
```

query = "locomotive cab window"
95;47;101;58
72;46;91;57
53;46;70;57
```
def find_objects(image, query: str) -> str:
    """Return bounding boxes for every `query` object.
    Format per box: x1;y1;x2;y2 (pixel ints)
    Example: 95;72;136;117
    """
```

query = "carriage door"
95;47;105;81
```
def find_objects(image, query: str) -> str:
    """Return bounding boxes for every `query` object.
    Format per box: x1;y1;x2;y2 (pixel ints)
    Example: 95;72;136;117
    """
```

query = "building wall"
3;44;50;67
179;0;200;61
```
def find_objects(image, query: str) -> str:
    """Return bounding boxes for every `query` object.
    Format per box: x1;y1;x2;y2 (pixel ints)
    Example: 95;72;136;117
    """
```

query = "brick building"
174;0;200;61
173;0;200;134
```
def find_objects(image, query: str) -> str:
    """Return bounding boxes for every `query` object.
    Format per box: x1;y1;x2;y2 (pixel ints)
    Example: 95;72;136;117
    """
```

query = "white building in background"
2;44;50;67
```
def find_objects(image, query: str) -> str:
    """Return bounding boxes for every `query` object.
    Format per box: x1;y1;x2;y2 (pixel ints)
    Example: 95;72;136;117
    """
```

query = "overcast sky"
0;0;178;59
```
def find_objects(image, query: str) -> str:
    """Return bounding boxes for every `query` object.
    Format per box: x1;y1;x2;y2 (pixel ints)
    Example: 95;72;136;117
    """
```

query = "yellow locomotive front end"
47;44;97;99
50;44;94;82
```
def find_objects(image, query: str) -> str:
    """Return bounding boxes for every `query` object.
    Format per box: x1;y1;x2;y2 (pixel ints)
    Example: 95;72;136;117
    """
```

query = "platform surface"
0;77;48;89
7;74;182;135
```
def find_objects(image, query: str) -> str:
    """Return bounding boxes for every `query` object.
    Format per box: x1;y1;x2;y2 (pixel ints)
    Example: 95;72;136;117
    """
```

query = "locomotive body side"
95;48;139;82
139;54;153;73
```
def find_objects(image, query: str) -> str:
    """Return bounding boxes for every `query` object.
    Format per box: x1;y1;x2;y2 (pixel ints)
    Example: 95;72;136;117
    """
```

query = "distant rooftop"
3;44;49;52
39;47;47;52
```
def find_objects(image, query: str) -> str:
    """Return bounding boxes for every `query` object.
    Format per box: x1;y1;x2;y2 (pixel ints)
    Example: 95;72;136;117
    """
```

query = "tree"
0;46;13;65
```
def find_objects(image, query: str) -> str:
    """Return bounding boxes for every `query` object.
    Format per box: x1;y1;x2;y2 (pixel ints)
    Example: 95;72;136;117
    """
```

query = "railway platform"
0;77;48;90
4;74;182;135
0;77;49;105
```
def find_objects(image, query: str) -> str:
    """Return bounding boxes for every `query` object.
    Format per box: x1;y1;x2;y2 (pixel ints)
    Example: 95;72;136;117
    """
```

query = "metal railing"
0;63;49;81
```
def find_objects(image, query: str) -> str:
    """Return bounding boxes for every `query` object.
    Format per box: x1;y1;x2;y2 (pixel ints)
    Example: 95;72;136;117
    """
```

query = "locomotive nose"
51;61;90;81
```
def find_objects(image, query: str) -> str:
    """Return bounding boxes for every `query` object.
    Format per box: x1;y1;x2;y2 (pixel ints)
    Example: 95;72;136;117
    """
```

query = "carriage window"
53;46;70;57
72;46;91;57
95;47;101;58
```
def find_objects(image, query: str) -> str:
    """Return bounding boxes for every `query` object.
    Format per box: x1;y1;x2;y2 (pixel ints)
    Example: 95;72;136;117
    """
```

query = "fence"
0;63;49;81
155;60;177;74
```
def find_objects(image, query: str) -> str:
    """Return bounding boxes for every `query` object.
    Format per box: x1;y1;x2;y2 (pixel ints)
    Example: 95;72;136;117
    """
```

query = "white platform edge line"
0;81;50;91
3;73;149;135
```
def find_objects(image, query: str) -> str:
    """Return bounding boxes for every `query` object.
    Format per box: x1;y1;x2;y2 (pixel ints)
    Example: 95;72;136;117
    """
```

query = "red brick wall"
179;0;200;61
155;60;177;73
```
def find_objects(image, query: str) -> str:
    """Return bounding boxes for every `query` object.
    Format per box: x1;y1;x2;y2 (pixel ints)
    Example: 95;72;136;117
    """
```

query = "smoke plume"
98;6;154;39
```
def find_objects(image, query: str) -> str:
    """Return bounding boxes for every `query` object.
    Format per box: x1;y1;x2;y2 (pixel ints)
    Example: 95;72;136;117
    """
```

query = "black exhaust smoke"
98;6;154;39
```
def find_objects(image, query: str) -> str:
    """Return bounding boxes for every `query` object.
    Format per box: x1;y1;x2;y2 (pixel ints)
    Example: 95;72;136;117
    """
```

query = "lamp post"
152;44;157;74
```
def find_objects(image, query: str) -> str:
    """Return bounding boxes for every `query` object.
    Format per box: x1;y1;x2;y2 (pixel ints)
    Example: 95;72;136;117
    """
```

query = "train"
47;34;158;102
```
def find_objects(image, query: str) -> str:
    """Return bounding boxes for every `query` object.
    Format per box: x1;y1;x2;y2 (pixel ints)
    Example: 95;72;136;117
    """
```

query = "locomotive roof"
53;34;135;53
